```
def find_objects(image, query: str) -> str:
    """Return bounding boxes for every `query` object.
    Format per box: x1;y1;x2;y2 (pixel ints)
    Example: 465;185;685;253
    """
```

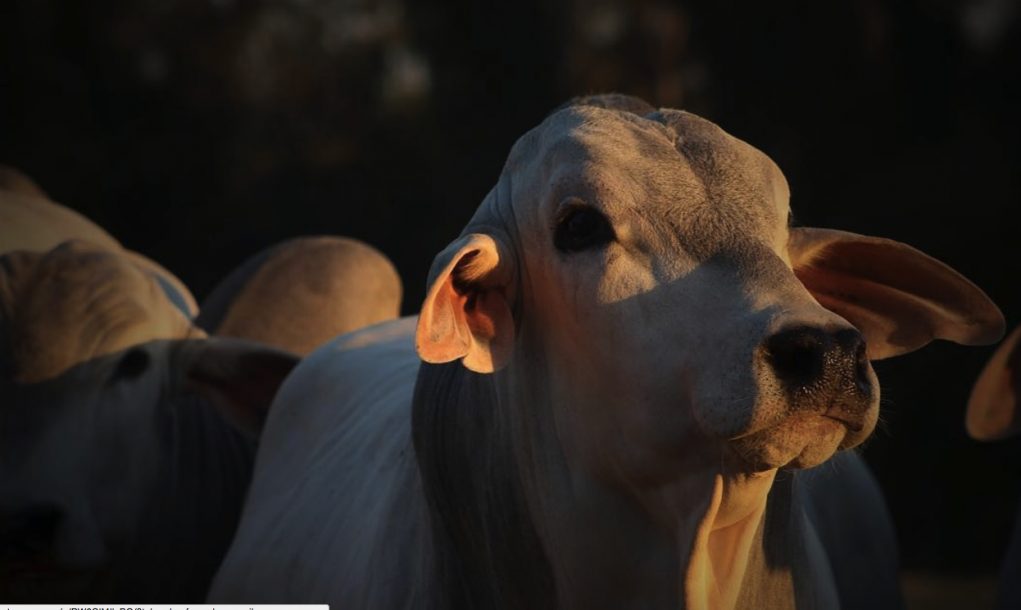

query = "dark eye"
109;347;151;383
554;206;615;253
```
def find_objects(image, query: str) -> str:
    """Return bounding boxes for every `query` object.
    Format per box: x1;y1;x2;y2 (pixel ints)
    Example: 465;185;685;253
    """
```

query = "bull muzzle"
725;324;879;472
765;325;873;430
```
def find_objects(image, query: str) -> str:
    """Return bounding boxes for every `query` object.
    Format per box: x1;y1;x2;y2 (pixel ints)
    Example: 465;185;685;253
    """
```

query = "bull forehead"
508;106;791;259
0;242;192;383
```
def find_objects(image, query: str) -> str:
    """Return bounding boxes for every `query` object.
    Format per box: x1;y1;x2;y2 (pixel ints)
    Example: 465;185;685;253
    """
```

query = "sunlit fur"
212;96;1001;609
196;236;403;356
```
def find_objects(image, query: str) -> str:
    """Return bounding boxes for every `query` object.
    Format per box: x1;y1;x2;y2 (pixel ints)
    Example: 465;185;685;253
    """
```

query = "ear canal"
967;325;1021;441
415;233;515;373
788;227;1004;360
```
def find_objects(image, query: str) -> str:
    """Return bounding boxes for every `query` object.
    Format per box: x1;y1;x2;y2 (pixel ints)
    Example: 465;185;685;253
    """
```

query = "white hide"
211;98;1001;610
209;318;423;604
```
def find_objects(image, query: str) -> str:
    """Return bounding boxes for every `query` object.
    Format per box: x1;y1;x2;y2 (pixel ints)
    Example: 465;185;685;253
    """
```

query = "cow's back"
0;189;121;254
209;317;427;605
196;236;401;355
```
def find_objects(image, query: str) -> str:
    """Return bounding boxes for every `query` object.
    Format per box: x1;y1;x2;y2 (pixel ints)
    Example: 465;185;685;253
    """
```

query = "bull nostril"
765;326;828;389
832;327;870;390
852;334;871;392
766;326;873;398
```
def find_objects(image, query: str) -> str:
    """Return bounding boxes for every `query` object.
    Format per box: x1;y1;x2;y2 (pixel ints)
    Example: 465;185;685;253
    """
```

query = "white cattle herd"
0;95;1012;609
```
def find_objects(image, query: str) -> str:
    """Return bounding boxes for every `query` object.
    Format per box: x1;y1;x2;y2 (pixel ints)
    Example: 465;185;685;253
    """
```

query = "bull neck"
683;471;776;610
537;463;814;610
122;393;256;600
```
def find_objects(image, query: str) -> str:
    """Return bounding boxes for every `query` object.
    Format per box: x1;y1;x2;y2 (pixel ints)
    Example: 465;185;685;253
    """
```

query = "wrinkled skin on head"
0;241;196;383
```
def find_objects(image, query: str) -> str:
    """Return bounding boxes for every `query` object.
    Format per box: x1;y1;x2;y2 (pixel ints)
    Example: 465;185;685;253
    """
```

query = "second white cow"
211;95;1003;609
196;236;403;356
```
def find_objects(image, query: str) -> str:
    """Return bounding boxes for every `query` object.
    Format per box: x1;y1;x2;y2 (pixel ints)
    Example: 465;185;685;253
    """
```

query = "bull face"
0;338;297;601
0;345;175;599
416;98;1003;485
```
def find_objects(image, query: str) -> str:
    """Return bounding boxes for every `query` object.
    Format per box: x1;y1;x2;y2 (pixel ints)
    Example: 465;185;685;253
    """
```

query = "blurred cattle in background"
197;235;402;356
966;324;1021;609
0;239;298;602
0;166;47;199
210;97;1002;609
968;325;1021;442
0;165;121;253
0;165;198;317
0;230;402;601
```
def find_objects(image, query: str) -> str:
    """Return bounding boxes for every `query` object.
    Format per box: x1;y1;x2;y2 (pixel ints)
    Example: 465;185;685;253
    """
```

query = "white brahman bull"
210;95;1004;609
0;165;198;317
196;236;403;356
0;240;299;601
965;323;1021;609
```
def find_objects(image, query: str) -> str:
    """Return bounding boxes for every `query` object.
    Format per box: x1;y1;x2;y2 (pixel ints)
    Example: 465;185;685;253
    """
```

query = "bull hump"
1;243;191;382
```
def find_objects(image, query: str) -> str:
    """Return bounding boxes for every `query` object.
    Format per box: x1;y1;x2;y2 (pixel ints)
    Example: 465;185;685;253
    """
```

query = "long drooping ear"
966;325;1021;441
788;227;1004;360
178;338;300;438
416;233;515;373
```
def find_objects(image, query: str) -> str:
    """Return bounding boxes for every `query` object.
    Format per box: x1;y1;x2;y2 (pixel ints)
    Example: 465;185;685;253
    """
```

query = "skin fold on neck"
684;470;777;610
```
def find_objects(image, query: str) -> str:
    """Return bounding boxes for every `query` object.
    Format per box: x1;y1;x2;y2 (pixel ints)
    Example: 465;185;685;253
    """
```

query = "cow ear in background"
180;338;300;438
416;233;515;373
788;227;1005;360
967;326;1021;441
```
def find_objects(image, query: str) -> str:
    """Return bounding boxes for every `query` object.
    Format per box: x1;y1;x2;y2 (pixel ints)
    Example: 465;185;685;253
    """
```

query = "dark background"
2;0;1019;576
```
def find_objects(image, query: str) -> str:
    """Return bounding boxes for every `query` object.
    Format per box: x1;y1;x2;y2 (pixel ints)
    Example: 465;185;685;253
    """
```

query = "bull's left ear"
180;338;300;438
788;227;1005;360
416;233;515;373
966;325;1021;441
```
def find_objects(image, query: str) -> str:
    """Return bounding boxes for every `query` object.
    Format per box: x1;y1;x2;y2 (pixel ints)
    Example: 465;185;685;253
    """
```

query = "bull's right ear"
415;233;515;373
967;325;1021;441
788;227;1004;359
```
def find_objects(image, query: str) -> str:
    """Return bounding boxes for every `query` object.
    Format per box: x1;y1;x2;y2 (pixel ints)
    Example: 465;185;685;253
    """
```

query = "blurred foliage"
2;0;1019;573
